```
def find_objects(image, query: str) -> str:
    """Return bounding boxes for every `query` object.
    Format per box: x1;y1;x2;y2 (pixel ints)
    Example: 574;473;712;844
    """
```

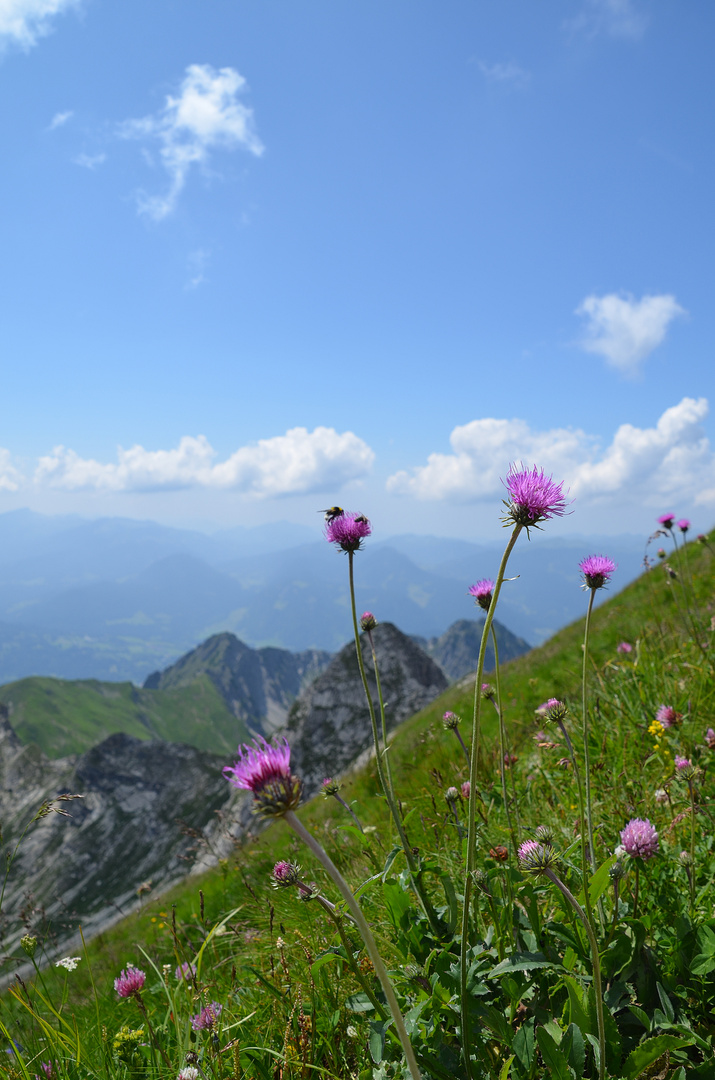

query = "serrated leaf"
622;1035;692;1080
488;951;559;977
536;1026;572;1080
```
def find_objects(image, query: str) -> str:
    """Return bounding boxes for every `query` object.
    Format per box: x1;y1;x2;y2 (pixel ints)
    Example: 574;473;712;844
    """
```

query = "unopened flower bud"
679;850;692;866
442;711;461;730
321;777;340;796
360;611;377;632
20;935;37;958
445;786;460;804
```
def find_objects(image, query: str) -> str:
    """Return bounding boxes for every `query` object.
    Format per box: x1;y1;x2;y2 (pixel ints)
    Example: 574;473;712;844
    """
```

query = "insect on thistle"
319;506;344;523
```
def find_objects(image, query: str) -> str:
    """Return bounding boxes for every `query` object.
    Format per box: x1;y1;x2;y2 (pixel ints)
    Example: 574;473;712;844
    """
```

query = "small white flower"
275;936;286;949
613;845;626;859
347;1025;359;1039
178;1069;200;1080
55;956;81;971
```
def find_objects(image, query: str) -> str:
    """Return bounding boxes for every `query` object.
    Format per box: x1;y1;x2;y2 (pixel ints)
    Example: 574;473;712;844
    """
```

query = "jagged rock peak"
286;622;447;796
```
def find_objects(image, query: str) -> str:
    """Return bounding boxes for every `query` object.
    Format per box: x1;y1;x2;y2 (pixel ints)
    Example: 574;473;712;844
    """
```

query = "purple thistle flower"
579;554;616;590
442;711;460;730
656;705;681;730
616;641;633;654
502;464;570;529
461;781;470;799
360;611;377;631
658;513;675;529
677;519;690;533
191;1002;222;1032
481;683;495;700
114;966;146;997
675;755;692;772
175;961;196;981
517;839;559;873
543;698;568;722
325;511;371;553
468;578;494;611
620;818;659;859
705;728;715;749
223;736;302;817
321;776;340;795
271;860;302;888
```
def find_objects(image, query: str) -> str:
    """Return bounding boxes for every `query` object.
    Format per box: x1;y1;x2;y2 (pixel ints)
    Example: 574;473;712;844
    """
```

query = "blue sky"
0;0;713;540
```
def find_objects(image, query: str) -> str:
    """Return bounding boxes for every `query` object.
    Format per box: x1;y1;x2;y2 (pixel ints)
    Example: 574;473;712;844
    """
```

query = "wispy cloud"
478;60;531;89
119;63;264;220
0;0;79;50
35;427;375;496
185;248;210;289
74;151;107;169
565;0;648;41
0;448;23;491
386;398;715;509
575;292;686;375
49;109;73;129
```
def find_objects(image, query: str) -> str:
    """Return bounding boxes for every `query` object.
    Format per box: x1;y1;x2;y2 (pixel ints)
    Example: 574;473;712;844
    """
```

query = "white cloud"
49;109;73;129
74;152;106;169
0;448;23;491
185;248;210;289
386;398;715;510
575;292;686;375
565;0;648;40
478;60;530;89
35;428;375;497
0;0;78;49
119;63;264;220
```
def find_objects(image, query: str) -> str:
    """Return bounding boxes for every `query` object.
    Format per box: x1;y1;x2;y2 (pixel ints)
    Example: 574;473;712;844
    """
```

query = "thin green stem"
366;627;395;802
490;624;520;850
582;588;597;873
284;810;421;1080
688;780;696;913
460;524;522;1080
543;868;606;1080
332;792;365;834
555;717;600;935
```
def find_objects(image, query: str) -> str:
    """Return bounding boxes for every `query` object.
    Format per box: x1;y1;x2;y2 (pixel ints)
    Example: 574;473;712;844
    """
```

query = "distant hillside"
1;633;331;759
0;509;648;682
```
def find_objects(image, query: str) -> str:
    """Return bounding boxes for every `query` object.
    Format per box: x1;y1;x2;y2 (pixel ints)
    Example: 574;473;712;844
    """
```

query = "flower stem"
366;626;396;803
544;868;606;1080
582;588;598;873
284;810;421;1080
688;779;696;913
460;524;522;1080
490;624;520;851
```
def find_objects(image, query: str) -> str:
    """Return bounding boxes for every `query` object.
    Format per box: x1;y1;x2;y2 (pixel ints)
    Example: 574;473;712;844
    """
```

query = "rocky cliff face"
0;625;447;971
0;707;235;974
286;622;448;796
144;632;332;735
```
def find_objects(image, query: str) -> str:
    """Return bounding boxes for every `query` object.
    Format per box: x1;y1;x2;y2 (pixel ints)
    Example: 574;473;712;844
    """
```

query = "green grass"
2;529;715;1080
0;673;249;758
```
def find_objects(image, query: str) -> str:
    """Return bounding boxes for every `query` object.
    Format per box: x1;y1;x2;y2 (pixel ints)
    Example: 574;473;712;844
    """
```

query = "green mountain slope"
0;674;247;759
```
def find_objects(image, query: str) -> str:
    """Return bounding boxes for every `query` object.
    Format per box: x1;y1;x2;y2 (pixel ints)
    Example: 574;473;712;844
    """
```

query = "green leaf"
513;1017;536;1072
310;951;344;976
498;1054;515;1080
656;982;675;1024
628;1005;652;1032
536;1026;572;1080
369;1019;392;1064
563;974;592;1036
346;992;376;1014
602;930;634;979
689;953;715;976
562;1023;585;1077
622;1035;692;1080
576;854;617;908
488;951;559;977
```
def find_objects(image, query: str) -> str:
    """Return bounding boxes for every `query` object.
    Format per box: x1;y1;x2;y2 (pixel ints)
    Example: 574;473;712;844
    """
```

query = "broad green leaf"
622;1035;692;1080
536;1026;572;1080
563;1023;585;1077
369;1019;392;1064
488;951;559;977
346;992;376;1013
689;953;715;976
513;1017;536;1072
563;974;592;1035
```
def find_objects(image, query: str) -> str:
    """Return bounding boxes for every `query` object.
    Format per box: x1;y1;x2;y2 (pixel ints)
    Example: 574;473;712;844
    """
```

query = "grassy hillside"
3;528;714;1079
0;673;248;758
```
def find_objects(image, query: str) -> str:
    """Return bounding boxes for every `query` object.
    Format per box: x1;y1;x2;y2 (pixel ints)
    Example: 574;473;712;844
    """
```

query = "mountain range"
0;508;647;684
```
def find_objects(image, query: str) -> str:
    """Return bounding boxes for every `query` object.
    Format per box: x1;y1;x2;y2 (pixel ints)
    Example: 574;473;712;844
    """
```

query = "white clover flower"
178;1069;200;1080
55;956;81;971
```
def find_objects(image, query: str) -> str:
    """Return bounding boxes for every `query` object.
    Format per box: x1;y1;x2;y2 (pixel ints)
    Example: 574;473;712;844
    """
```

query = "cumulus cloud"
478;60;531;89
49;109;73;129
35;428;375;497
119;63;264;220
575;292;686;375
0;448;23;491
0;0;78;49
565;0;648;40
386;398;715;509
